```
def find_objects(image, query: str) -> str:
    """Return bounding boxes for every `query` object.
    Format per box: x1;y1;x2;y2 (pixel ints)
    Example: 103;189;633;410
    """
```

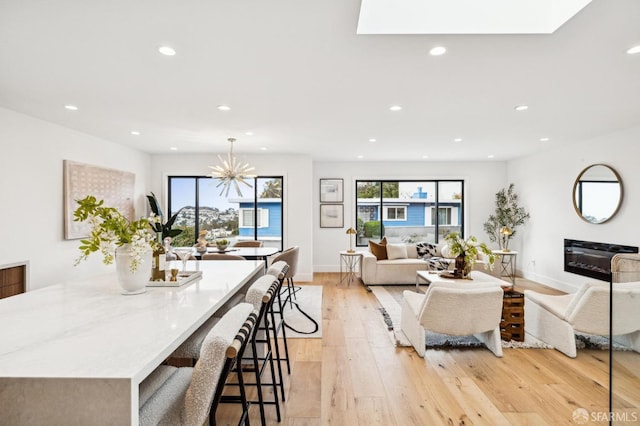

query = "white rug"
281;285;322;338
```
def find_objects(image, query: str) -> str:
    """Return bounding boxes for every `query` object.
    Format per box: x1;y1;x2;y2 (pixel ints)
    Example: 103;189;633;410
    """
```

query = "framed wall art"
320;204;344;228
320;178;343;203
63;160;135;240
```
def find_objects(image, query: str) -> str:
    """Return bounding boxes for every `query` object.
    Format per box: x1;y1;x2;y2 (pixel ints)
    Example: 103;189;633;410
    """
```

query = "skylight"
357;0;592;34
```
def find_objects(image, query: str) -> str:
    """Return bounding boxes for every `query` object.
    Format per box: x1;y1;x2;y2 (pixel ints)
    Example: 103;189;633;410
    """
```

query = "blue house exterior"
232;198;283;241
357;187;462;240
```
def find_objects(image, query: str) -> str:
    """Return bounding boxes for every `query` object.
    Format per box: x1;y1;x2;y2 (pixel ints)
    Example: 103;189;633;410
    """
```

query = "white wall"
149;153;314;282
0;108;150;290
508;126;640;292
313;161;508;271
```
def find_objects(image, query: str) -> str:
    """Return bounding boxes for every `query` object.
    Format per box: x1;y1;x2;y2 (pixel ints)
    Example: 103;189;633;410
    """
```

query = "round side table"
492;250;518;286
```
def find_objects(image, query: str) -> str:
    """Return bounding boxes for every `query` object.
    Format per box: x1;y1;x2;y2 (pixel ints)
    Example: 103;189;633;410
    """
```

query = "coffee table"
415;270;510;292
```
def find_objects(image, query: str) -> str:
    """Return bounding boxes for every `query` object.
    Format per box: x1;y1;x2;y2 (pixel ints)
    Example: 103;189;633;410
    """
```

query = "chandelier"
209;138;256;197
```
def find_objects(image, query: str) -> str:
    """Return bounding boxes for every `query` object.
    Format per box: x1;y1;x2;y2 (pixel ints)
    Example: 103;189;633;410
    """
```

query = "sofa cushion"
416;242;438;259
387;243;408;260
406;244;418;259
368;237;388;260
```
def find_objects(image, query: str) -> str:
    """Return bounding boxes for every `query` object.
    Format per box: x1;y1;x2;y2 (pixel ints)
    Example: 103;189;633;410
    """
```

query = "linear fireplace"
564;239;638;281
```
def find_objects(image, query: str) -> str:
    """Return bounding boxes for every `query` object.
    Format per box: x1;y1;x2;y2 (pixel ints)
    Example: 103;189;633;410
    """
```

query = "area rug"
281;285;322;338
370;285;628;351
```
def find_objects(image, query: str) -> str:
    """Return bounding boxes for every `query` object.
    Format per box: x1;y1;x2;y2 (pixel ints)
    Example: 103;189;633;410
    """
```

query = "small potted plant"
444;232;495;278
216;238;229;251
74;195;155;294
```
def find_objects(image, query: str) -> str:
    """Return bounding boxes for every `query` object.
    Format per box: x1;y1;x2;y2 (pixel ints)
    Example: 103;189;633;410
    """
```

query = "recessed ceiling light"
217;105;231;111
389;105;402;111
170;147;178;151
64;105;78;111
158;46;176;56
368;138;377;142
130;131;140;136
488;154;495;159
540;137;550;142
422;155;429;159
453;138;462;142
260;147;268;151
357;155;364;159
627;45;640;55
245;131;254;136
429;46;447;56
514;105;529;111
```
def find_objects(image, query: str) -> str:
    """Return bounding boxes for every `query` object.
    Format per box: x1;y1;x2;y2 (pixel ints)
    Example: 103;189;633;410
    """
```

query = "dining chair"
269;246;299;307
201;253;247;260
233;240;264;247
265;261;292;388
139;303;257;426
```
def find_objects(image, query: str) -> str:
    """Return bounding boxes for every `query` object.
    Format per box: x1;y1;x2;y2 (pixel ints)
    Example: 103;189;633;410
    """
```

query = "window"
384;206;406;221
356;179;464;246
239;208;269;228
168;176;283;250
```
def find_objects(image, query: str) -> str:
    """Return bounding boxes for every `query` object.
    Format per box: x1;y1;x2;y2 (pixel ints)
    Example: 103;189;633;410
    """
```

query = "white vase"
115;245;152;295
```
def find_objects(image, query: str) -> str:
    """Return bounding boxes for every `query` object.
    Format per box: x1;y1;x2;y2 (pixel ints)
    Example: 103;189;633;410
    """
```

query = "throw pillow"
368;237;388;260
386;243;408;260
416;242;438;259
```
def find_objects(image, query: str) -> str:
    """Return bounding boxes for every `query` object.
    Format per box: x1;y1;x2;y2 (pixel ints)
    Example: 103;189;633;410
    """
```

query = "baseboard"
521;269;579;293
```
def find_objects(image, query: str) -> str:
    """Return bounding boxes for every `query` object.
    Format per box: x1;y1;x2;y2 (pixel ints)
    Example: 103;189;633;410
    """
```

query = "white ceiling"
1;0;639;162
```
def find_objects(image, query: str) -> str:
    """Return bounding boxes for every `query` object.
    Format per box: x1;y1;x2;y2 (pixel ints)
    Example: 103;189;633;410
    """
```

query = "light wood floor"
214;273;640;425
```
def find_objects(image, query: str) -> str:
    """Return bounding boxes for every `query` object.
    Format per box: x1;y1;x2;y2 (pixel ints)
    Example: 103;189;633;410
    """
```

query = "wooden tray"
439;272;463;279
147;270;203;287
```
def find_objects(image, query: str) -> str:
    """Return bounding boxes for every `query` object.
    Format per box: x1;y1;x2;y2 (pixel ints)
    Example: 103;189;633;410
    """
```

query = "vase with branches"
483;183;530;251
444;232;495;278
74;195;155;271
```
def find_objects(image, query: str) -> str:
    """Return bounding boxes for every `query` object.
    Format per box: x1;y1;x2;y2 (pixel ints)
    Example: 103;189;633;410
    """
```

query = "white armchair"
400;281;505;357
524;281;640;358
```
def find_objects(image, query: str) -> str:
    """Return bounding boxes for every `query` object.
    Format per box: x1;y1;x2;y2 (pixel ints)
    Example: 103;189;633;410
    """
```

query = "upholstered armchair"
400;281;505;357
524;280;640;358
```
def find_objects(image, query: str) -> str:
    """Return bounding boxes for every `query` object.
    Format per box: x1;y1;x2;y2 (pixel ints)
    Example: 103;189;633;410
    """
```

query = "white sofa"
361;242;448;285
360;242;493;286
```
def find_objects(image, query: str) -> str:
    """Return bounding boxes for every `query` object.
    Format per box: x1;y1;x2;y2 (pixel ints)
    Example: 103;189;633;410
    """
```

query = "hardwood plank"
320;345;358;425
284;361;321;418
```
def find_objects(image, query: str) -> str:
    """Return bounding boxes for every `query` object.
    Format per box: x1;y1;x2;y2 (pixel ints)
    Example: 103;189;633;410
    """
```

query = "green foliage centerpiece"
74;195;154;272
444;232;496;278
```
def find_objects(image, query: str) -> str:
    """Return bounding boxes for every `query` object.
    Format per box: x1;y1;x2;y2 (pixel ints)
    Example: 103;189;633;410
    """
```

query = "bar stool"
138;303;258;426
266;261;292;395
171;292;246;363
228;275;282;425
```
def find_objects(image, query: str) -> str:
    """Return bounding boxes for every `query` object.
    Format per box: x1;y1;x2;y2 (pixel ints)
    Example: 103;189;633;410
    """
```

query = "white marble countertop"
0;260;263;384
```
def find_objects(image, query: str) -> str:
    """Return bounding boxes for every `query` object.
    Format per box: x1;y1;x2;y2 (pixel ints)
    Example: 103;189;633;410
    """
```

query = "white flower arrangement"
73;195;155;272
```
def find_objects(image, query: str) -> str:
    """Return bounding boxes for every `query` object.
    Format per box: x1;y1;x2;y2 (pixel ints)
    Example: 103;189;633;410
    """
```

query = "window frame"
167;175;283;250
355;179;464;246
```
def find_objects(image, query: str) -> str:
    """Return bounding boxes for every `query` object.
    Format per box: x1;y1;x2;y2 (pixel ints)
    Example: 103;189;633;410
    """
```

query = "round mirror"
572;164;623;224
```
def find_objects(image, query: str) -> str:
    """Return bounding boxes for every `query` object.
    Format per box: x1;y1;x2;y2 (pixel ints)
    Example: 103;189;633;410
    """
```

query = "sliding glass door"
168;176;283;250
